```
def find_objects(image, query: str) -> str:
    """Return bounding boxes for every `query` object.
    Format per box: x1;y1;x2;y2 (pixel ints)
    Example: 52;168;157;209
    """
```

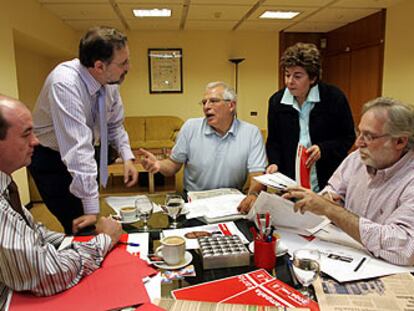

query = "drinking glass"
292;249;320;299
135;197;154;231
165;194;184;229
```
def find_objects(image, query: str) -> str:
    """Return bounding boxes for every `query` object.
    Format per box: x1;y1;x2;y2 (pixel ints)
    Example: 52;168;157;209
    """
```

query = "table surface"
99;194;297;298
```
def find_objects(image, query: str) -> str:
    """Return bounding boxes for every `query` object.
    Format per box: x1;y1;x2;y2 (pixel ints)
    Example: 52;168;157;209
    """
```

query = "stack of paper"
185;192;246;223
187;188;243;201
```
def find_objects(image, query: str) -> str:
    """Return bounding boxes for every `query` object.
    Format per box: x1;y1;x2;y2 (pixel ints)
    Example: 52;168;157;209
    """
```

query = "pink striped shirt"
324;149;414;265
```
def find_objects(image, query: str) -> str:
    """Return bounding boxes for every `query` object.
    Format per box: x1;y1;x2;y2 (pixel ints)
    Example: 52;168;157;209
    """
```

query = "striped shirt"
32;59;134;214
324;149;414;265
0;171;112;309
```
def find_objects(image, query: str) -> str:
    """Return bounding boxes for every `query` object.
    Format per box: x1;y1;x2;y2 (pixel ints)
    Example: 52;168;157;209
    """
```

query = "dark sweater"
266;82;356;189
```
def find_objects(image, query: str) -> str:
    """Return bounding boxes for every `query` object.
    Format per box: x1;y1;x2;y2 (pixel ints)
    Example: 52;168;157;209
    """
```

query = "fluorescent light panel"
260;11;300;19
133;8;171;17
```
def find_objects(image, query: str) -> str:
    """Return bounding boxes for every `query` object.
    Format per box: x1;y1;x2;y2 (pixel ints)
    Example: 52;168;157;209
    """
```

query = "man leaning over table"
140;81;267;211
284;97;414;266
0;94;122;309
28;26;138;235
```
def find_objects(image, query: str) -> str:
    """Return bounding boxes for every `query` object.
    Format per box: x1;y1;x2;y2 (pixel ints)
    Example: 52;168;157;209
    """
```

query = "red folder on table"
295;144;311;189
172;269;319;311
10;235;155;311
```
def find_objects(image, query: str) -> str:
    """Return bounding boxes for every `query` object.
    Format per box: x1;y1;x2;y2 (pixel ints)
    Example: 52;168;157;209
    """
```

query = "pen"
354;257;367;272
287;259;300;288
118;241;140;247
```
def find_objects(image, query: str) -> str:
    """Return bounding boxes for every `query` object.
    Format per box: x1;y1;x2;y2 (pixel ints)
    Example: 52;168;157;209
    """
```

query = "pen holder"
254;236;277;271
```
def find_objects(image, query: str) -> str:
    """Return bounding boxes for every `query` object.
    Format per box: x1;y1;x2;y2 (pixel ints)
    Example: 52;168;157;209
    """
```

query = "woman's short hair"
79;26;127;68
281;42;321;82
363;97;414;150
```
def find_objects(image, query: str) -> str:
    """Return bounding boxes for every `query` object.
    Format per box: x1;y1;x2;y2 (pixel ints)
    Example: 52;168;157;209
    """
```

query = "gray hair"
206;81;237;102
362;97;414;150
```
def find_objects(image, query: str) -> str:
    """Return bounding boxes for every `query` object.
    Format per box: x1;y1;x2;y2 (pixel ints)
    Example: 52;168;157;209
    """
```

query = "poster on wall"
148;48;183;93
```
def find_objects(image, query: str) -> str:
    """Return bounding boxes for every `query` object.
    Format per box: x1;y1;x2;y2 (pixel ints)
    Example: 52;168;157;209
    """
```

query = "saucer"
248;241;288;257
153;251;193;270
119;216;140;224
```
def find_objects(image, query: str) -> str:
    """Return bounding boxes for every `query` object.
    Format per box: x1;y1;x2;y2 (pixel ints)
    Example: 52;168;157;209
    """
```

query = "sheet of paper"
313;223;364;250
162;222;249;249
185;193;246;220
105;195;163;214
275;228;311;255
254;172;297;190
144;273;162;302
304;239;414;282
253;191;330;236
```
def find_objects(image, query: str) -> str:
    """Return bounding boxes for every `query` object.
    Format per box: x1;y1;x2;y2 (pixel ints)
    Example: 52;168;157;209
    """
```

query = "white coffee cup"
120;206;137;222
155;236;186;266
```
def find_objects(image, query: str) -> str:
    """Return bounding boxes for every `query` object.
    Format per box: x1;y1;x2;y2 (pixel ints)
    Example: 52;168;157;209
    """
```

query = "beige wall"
4;0;414;204
383;0;414;104
120;31;278;128
0;0;77;204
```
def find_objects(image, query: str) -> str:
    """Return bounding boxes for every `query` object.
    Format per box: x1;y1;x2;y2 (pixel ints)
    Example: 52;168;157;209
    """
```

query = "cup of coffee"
155;236;186;266
120;207;137;222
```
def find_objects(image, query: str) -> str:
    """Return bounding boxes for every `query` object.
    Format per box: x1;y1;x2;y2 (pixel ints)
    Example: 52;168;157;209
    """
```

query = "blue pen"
119;241;140;247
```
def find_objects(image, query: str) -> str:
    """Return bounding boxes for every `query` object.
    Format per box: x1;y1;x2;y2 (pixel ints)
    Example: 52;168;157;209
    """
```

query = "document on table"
313;223;365;251
105;195;163;214
185;193;246;223
252;191;330;236
162;222;249;249
314;272;414;311
254;172;297;190
304;238;414;282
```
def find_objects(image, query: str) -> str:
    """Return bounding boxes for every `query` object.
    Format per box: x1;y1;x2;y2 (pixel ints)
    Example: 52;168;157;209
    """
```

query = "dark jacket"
266;82;356;189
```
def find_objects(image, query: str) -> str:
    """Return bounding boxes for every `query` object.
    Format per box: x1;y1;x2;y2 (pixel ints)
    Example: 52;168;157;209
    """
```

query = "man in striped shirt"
284;97;414;265
29;26;138;234
0;94;122;309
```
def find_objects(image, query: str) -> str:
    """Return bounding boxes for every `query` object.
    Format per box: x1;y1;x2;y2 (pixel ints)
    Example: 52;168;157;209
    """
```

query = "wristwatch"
247;191;260;197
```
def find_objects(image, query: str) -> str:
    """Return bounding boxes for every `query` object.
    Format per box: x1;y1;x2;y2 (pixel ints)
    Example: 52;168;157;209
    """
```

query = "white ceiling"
37;0;403;33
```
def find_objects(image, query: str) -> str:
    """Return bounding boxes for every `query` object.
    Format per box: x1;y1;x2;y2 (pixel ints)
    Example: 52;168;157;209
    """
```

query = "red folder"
295;144;311;189
172;269;319;311
10;236;154;311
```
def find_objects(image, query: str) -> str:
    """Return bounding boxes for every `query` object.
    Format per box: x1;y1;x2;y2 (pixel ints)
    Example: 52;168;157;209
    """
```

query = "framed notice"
148;48;183;93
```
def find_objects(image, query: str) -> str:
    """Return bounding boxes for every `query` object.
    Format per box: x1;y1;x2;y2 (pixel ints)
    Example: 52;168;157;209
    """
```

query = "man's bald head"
0;94;39;175
0;95;28;140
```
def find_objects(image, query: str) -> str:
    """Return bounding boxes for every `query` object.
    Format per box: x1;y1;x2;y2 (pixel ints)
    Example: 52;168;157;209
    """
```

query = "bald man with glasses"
141;81;267;211
284;97;414;266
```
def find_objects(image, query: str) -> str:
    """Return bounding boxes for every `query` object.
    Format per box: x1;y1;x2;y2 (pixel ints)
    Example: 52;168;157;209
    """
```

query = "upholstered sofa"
124;116;184;150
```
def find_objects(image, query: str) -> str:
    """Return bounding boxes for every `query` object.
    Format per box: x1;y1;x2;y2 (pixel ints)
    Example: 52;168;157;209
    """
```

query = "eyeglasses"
110;59;129;68
199;98;231;106
356;130;390;143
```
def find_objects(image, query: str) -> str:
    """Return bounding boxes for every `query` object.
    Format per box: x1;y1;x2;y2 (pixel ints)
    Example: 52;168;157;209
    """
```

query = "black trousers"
28;145;93;234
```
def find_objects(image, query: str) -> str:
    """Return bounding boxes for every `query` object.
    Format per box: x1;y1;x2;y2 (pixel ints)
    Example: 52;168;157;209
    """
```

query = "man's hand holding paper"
282;186;342;216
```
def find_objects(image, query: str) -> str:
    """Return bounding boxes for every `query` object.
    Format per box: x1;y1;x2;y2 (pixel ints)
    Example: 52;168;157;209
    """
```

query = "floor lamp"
228;58;245;93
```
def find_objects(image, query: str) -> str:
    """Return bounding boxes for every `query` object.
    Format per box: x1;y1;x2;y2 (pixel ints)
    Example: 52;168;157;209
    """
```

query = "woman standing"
266;43;355;191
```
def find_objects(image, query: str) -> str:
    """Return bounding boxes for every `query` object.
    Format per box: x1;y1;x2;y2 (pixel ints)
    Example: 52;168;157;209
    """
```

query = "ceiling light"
260;11;300;19
133;9;171;17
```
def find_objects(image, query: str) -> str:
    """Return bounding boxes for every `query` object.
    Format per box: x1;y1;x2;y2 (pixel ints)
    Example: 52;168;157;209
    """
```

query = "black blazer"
266;82;356;189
